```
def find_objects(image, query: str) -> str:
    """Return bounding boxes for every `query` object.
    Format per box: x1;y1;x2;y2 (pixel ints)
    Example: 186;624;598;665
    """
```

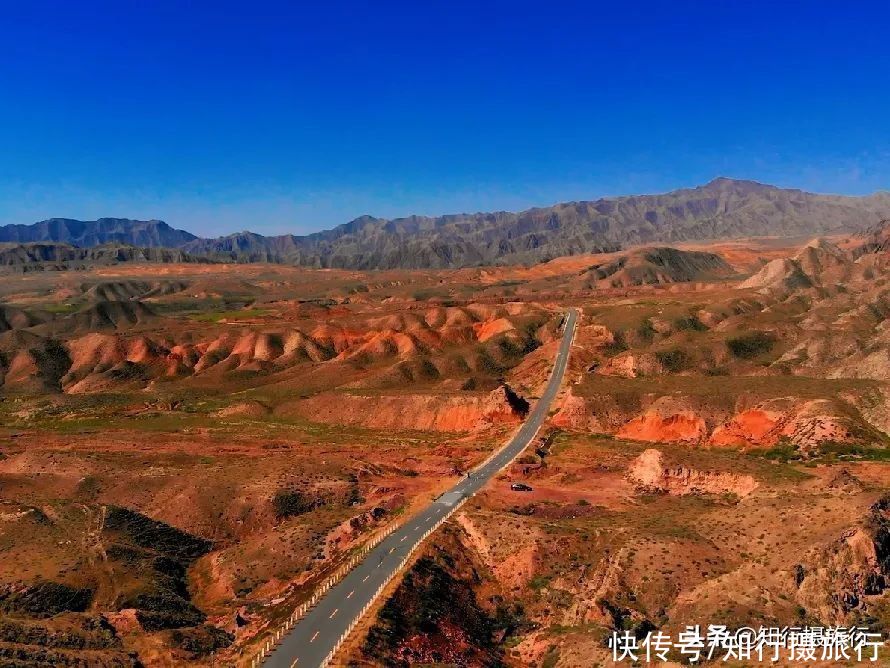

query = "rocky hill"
855;218;890;256
740;222;890;293
578;246;734;288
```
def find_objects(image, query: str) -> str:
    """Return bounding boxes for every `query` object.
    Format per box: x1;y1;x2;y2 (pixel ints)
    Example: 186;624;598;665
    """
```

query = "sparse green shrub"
418;357;440;379
170;625;233;656
603;330;628;356
108;361;147;380
656;348;692;373
755;441;801;463
636;318;657;343
200;348;229;367
272;490;320;519
476;348;504;375
349;351;373;368
675;315;708;331
541;646;561;668
727;331;776;359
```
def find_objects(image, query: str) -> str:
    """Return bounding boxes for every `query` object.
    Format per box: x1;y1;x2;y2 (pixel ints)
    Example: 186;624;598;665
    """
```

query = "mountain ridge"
0;217;197;248
4;179;890;269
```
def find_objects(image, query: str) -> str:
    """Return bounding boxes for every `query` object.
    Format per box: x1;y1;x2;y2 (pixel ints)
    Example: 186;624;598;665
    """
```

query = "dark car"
510;483;533;492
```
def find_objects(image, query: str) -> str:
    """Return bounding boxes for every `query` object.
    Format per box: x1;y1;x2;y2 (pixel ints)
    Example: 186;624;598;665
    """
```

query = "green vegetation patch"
272;489;324;519
674;315;708;331
655;348;692;372
40;302;83;314
726;331;776;359
189;307;271;323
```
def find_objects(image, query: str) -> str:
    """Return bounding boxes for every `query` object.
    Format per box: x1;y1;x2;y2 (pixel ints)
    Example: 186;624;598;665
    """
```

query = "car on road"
510;482;533;491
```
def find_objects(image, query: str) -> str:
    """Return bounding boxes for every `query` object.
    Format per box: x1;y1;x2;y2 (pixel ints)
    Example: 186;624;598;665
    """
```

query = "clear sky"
1;1;888;236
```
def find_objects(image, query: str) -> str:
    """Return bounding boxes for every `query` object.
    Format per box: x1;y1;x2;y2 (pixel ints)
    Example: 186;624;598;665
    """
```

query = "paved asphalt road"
265;308;578;667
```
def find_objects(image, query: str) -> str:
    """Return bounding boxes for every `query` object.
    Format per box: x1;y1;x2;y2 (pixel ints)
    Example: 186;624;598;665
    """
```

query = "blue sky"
1;1;888;236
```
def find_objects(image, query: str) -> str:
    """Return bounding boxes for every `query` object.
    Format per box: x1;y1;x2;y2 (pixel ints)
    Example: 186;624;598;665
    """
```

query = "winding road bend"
264;308;578;667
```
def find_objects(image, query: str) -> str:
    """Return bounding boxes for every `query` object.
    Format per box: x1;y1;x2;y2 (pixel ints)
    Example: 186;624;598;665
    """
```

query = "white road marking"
362;575;370;582
330;608;338;619
346;590;354;599
400;536;407;542
310;631;319;642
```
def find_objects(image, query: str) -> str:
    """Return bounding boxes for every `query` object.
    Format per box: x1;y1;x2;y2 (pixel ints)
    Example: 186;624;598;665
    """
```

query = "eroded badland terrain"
2;225;890;666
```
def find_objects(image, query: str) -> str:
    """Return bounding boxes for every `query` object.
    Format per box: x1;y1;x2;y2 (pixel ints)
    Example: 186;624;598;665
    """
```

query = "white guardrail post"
248;516;403;667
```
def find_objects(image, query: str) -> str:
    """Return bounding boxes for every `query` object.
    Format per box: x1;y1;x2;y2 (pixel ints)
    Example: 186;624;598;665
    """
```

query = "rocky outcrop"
617;411;708;444
551;389;877;452
627;449;758;497
551;389;605;432
615;397;710;444
83;280;190;302
740;238;856;293
597;352;662;378
795;495;890;624
70;301;158;331
472;317;516;342
854;218;890;255
279;384;530;433
709;398;872;452
579;247;734;288
739;257;813;292
0;305;48;332
708;408;784;447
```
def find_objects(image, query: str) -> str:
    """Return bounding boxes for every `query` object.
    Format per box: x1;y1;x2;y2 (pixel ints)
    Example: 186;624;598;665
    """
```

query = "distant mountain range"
2;179;889;270
0;217;197;248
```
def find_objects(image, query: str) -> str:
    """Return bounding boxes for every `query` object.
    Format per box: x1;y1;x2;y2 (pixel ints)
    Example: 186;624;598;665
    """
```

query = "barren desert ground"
0;227;888;666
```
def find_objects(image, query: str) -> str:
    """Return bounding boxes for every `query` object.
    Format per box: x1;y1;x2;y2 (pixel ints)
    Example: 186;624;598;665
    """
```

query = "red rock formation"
617;411;707;444
627;448;758;497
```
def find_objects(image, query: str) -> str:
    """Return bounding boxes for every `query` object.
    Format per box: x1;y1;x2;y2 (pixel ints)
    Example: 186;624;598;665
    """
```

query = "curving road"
264;308;577;667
